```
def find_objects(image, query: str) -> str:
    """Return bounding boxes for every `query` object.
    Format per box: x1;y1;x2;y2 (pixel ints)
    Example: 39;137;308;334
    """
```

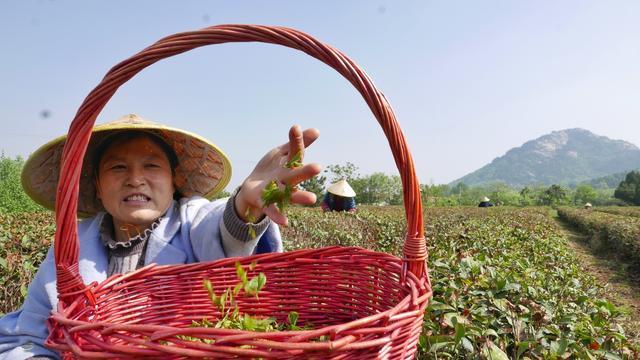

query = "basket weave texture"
45;24;431;359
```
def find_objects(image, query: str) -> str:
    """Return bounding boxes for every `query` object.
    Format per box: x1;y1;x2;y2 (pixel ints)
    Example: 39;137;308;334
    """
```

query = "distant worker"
478;196;494;208
321;179;357;213
584;202;593;209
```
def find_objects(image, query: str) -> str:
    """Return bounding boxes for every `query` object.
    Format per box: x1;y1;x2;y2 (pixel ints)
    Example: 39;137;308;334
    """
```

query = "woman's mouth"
124;194;150;203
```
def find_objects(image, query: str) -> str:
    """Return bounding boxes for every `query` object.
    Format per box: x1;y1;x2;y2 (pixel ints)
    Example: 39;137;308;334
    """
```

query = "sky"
1;1;639;189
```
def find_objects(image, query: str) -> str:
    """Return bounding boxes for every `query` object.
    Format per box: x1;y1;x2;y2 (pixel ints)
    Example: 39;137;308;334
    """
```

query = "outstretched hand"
235;125;321;226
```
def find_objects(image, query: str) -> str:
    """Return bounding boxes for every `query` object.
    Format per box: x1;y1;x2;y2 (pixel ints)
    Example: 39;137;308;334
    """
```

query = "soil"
553;214;640;342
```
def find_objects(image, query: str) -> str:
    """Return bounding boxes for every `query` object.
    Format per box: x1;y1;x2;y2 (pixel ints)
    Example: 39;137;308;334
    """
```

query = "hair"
92;130;182;199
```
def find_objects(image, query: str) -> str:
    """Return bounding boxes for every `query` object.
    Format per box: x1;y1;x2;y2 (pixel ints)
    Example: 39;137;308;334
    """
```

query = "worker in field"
0;114;322;359
321;179;357;213
584;202;593;210
478;196;494;208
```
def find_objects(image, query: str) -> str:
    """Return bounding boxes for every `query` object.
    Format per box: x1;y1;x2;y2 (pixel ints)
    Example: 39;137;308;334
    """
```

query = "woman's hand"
235;125;321;226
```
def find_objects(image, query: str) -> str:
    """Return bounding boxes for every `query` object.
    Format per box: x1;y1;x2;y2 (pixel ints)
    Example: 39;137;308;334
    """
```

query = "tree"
350;173;402;205
614;170;640;205
519;186;533;206
487;182;519;206
299;174;327;206
542;184;569;206
0;154;45;212
325;162;359;183
421;183;451;206
573;184;597;206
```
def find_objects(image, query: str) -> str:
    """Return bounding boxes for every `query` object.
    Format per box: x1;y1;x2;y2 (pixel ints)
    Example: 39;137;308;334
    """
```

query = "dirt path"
553;215;640;340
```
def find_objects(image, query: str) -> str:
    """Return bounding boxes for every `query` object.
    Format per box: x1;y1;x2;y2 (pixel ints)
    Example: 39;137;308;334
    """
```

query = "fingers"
280;163;322;186
288;125;304;163
263;203;287;226
280;126;320;156
290;190;317;206
262;190;317;227
301;128;320;148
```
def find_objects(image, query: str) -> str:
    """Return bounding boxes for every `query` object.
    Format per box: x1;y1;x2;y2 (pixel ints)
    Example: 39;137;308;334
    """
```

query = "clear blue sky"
2;1;639;188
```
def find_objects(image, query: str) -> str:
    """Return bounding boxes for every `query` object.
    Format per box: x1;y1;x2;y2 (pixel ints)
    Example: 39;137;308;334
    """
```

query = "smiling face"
95;135;175;232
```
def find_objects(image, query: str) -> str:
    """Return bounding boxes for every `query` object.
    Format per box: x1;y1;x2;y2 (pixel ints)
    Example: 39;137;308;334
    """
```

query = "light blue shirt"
0;196;281;359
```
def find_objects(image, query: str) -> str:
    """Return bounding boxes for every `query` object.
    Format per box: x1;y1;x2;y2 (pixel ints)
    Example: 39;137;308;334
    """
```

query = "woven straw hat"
481;196;490;202
584;202;593;208
22;114;232;216
327;179;356;198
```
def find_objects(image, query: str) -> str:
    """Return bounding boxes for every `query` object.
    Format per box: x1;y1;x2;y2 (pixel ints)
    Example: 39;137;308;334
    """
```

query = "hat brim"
22;116;231;217
327;180;356;198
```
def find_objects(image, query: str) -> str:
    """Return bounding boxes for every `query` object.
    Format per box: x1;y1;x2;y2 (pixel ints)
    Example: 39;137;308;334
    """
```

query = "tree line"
2;155;639;212
300;162;640;207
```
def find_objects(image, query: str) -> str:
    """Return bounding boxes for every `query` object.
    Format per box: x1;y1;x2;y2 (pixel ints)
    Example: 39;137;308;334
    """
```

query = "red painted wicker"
45;24;431;359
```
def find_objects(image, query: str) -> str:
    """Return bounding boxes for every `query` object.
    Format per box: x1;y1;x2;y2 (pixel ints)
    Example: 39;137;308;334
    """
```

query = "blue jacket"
321;193;356;212
0;196;281;359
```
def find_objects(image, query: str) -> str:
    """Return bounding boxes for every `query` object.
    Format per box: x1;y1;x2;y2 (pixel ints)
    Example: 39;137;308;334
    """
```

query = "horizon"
2;1;639;188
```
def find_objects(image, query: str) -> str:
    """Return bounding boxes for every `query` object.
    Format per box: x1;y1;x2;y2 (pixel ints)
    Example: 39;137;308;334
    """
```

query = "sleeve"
320;193;330;212
188;191;281;261
346;197;356;212
0;248;60;360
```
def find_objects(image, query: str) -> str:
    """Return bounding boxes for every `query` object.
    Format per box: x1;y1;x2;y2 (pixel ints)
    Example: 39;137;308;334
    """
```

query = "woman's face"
96;136;175;228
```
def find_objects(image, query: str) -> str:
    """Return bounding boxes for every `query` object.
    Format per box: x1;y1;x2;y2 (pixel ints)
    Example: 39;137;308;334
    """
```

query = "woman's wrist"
234;186;265;223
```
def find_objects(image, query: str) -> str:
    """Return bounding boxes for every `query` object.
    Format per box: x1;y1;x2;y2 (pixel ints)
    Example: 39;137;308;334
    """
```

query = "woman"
478;196;494;208
0;114;321;359
321;179;357;213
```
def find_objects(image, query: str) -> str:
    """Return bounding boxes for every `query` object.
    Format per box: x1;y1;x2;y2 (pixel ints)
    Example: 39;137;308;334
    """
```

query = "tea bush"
558;207;640;270
1;206;637;358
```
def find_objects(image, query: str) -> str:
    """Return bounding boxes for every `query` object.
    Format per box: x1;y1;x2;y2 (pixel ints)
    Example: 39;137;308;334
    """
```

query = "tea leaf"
285;151;302;169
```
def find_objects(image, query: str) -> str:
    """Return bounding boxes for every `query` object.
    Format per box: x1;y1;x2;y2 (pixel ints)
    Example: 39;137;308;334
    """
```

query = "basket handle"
54;24;427;299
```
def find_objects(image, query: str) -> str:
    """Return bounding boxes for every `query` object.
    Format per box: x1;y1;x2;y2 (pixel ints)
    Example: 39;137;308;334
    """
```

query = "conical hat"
21;114;232;217
481;196;490;202
327;179;356;197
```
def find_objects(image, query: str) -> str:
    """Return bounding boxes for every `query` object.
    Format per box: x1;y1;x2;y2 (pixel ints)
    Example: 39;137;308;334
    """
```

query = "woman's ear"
94;177;102;200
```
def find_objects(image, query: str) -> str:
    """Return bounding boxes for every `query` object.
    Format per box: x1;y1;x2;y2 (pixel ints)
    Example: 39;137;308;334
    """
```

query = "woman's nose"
126;167;145;186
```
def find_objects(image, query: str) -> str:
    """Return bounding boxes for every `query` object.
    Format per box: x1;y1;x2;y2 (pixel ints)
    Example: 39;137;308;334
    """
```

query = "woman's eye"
111;164;126;170
145;163;160;168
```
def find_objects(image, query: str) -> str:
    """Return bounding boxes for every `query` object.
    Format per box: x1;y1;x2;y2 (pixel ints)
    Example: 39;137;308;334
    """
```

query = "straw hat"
21;114;232;216
584;202;593;208
481;196;490;202
327;179;356;198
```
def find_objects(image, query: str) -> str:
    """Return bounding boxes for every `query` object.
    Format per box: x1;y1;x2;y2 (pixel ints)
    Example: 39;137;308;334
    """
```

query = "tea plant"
558;207;640;269
261;151;302;213
185;262;308;338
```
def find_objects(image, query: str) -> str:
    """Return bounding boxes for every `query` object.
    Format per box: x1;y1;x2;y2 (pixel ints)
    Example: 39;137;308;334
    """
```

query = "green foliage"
351;172;402;205
260;151;304;211
196;262;273;331
558;207;640;269
0;211;55;314
595;206;640;218
324;162;359;183
285;151;302;169
324;163;403;205
614;171;640;205
261;180;293;212
587;169;640;189
574;184;598;205
3;207;639;357
0;154;45;212
184;262;308;338
542;184;570;206
282;206;639;358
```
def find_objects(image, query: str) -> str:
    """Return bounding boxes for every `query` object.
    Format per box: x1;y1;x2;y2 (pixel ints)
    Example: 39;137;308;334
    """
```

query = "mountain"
451;128;640;187
583;168;640;189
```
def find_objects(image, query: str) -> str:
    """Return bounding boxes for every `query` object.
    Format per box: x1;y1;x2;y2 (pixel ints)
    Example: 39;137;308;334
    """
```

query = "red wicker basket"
45;24;431;359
